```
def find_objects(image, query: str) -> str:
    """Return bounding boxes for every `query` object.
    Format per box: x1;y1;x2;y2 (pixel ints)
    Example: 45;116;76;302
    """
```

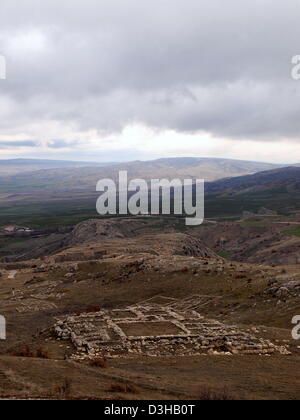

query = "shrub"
13;346;50;359
86;305;102;313
89;357;108;369
13;346;34;358
36;347;49;359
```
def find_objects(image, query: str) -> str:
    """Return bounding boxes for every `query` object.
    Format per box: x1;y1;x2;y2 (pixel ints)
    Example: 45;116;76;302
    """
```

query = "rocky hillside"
69;219;144;244
194;219;300;266
0;216;299;400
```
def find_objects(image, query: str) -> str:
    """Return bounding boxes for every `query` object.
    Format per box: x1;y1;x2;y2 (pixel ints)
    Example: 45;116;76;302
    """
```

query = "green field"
0;199;98;229
284;226;300;238
0;188;299;230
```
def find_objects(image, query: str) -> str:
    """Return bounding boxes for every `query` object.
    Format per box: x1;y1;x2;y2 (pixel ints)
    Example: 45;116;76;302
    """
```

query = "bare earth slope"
194;216;300;266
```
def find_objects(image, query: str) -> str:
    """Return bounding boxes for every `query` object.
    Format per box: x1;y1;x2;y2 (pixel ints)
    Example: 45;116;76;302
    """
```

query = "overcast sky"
0;0;300;163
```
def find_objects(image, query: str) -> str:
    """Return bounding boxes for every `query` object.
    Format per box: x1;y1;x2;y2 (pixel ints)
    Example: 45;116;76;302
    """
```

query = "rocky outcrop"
69;219;145;245
170;234;217;258
266;280;300;298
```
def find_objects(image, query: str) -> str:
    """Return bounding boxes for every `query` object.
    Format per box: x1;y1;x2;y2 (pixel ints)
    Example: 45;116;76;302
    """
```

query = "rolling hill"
205;167;300;218
206;166;300;195
0;158;109;176
0;157;283;192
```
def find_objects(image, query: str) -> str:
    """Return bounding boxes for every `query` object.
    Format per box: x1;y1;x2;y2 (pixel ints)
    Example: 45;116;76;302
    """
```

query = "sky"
0;0;300;164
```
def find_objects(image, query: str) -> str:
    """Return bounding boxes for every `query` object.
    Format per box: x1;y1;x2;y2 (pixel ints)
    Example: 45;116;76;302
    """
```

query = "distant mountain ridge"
0;158;111;176
0;157;284;185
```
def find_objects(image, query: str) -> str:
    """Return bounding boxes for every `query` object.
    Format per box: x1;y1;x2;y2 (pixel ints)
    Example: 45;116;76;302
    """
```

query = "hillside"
0;216;299;400
204;167;300;218
206;167;300;195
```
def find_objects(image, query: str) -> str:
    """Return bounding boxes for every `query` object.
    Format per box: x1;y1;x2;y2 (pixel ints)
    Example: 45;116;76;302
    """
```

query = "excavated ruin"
54;297;289;361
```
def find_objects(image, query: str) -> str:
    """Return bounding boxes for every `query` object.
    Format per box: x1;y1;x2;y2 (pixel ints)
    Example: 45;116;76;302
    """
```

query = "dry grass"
197;385;240;401
53;378;72;400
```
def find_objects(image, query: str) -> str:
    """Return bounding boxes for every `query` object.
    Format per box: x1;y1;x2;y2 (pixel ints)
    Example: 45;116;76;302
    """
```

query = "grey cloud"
47;139;80;149
0;0;299;143
0;140;37;149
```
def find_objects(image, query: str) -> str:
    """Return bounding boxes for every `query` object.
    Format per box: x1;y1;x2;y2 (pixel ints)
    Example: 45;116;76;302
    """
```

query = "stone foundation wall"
54;298;290;361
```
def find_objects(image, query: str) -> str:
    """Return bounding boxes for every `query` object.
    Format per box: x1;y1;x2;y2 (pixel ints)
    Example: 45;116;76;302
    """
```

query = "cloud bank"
0;0;299;162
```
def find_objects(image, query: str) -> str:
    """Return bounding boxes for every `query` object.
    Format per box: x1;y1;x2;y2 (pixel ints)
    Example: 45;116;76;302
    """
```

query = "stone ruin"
54;296;289;361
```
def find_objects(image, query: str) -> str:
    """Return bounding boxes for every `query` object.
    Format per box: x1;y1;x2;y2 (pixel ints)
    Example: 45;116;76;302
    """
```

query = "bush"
36;347;49;359
86;305;102;313
89;357;108;369
13;346;34;358
13;346;50;359
76;305;102;315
